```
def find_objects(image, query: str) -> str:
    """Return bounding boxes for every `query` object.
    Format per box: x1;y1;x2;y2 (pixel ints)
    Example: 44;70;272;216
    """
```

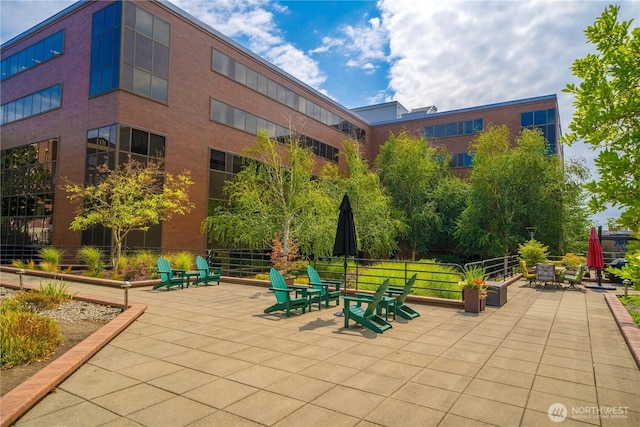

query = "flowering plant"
459;266;489;299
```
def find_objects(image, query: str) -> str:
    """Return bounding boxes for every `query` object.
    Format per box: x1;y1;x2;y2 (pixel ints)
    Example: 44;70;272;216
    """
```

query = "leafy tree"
376;131;465;259
202;132;401;259
65;158;194;268
429;176;469;256
340;141;403;258
202;130;337;256
563;5;640;232
455;126;569;257
559;157;592;254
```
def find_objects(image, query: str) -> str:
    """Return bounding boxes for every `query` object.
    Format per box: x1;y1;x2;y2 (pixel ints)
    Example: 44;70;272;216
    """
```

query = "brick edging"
0;298;146;427
604;293;640;370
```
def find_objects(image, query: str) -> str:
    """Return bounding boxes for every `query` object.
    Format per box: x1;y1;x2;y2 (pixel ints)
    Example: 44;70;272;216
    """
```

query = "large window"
82;124;165;248
1;30;64;81
424;118;483;139
0;139;57;246
121;1;170;102
521;108;558;155
89;1;122;96
213;49;365;143
211;99;339;162
89;1;170;102
1;84;62;126
449;152;474;168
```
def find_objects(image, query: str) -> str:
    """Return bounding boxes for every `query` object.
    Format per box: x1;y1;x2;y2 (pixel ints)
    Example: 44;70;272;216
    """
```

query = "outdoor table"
294;286;322;311
174;270;200;288
312;281;341;308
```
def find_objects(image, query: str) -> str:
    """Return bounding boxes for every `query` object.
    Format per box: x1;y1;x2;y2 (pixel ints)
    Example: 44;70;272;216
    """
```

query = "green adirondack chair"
387;273;420;320
564;264;585;289
193;255;221;286
264;268;310;317
341;279;392;333
307;265;342;308
153;256;186;290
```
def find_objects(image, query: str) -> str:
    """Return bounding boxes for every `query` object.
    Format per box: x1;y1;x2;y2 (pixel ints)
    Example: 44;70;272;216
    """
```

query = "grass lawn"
619;295;640;328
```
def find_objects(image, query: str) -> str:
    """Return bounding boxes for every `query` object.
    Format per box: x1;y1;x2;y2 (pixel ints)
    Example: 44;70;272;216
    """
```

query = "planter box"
486;281;507;307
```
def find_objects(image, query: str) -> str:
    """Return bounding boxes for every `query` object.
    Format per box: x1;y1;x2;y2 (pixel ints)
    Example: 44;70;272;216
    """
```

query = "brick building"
1;0;560;257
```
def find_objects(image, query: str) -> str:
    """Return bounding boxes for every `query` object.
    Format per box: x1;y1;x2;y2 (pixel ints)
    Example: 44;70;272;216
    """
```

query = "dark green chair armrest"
269;287;294;294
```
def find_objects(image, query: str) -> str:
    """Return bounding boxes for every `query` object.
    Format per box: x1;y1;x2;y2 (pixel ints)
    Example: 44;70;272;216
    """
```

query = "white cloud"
309;36;343;54
307;14;389;74
0;1;75;45
173;0;326;88
374;0;638;224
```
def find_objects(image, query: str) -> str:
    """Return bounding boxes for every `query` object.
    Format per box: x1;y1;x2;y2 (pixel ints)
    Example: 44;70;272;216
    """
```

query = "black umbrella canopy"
333;194;357;257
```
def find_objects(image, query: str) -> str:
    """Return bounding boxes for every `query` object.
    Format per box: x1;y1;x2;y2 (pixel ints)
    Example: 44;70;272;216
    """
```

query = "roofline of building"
368;94;558;126
2;0;365;125
1;0;88;49
351;100;409;112
157;0;367;123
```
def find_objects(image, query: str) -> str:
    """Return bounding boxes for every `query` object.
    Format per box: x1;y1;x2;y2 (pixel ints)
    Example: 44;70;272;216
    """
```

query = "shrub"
561;253;587;269
0;309;61;368
38;247;65;272
39;279;76;303
518;239;549;267
11;259;35;270
78;246;105;275
116;254;129;274
167;251;193;271
14;290;56;311
122;261;152;281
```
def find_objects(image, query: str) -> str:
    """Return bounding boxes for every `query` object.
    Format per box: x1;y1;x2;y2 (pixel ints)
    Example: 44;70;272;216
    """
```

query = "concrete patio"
2;274;639;426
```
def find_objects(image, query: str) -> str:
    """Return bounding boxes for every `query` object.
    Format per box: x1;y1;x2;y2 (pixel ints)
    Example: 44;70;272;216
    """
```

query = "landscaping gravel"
0;287;121;323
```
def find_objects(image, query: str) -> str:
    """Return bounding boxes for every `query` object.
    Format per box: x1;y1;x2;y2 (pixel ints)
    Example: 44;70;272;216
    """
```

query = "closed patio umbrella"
585;226;614;290
333;194;357;314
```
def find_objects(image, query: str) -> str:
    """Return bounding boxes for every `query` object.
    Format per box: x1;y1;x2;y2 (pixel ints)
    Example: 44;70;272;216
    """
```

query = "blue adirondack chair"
264;268;310;317
193;255;221;286
153;256;186;290
341;279;392;333
307;265;342;308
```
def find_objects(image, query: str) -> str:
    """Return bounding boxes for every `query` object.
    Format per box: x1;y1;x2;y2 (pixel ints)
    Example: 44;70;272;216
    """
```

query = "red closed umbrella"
587;227;604;270
585;226;615;289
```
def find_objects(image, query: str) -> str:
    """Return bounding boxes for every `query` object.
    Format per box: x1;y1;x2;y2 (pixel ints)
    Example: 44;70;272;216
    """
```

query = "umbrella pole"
334;256;348;317
343;256;347;296
585;269;616;290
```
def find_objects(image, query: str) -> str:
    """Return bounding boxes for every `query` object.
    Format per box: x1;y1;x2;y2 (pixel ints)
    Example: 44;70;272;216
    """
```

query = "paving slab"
1;273;639;427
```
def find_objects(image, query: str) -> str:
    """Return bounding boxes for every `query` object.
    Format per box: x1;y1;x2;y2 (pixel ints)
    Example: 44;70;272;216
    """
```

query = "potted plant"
460;265;488;313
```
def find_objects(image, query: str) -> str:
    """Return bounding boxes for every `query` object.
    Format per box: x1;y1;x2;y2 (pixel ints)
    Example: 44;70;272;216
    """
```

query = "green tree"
455;126;568;257
65;158;194;268
559;157;592;254
341;141;403;258
563;5;640;232
202;130;336;256
376;131;462;259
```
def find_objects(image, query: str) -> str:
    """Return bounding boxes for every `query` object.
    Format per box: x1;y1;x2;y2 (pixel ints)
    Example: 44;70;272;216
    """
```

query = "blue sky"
2;0;639;226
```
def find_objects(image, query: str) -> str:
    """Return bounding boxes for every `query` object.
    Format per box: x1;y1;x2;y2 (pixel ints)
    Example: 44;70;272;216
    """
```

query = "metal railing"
464;255;521;280
0;245;521;299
